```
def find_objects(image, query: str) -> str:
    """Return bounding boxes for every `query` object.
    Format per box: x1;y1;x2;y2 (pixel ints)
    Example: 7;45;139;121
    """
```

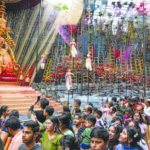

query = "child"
94;110;104;128
80;114;96;150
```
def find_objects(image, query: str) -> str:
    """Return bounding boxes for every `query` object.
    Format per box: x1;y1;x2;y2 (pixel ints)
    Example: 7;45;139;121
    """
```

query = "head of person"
9;109;19;118
74;113;81;126
83;105;92;114
90;127;109;150
0;105;10;117
73;108;81;115
45;116;60;134
111;97;117;104
60;135;77;150
38;98;49;110
88;102;94;108
95;110;102;119
62;106;70;114
80;113;88;128
59;114;71;130
111;116;123;128
110;106;117;114
44;106;54;118
130;97;138;106
109;123;122;140
74;99;81;108
132;111;144;123
119;126;141;148
92;107;98;116
85;114;96;128
124;108;131;118
144;98;150;107
22;120;40;145
5;116;20;136
128;120;141;135
115;112;123;119
136;104;144;113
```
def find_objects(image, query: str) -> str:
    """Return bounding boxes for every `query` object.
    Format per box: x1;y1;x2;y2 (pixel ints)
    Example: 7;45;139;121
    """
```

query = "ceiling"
5;0;41;10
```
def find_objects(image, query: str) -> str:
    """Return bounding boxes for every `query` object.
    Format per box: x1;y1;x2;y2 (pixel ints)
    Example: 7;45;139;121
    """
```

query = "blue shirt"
116;144;139;150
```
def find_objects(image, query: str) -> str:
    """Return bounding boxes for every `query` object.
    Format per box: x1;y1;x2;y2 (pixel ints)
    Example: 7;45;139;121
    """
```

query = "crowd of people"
0;96;150;150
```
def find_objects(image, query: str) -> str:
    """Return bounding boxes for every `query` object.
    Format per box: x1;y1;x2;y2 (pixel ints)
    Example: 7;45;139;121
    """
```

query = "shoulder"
18;144;26;150
116;144;123;150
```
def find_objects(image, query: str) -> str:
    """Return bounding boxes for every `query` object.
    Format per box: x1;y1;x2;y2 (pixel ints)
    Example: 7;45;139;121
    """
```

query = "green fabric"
81;128;92;145
40;121;46;131
41;131;62;150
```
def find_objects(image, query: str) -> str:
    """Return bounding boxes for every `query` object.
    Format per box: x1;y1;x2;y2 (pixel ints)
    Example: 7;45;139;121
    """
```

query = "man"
19;120;42;150
83;105;92;114
5;116;22;150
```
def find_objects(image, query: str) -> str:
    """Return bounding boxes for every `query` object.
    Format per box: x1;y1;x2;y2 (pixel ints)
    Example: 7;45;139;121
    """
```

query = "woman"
0;105;10;129
59;114;74;137
41;116;62;150
85;51;92;71
128;120;148;150
65;69;73;91
132;111;150;149
90;127;109;150
70;38;77;58
108;123;122;150
116;126;142;150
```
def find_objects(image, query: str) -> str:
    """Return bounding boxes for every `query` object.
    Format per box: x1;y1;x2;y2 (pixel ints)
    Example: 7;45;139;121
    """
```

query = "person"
94;110;104;128
80;114;96;150
90;127;109;150
132;111;150;148
128;120;148;150
144;98;150;124
85;51;92;71
70;38;78;58
108;123;122;150
29;98;49;123
40;54;46;69
39;105;54;132
18;72;24;86
65;69;73;90
0;137;4;150
73;113;81;136
116;126;142;150
123;108;132;126
18;120;42;150
59;114;74;137
0;105;10;130
83;105;92;115
41;116;62;150
5;116;22;150
60;135;79;150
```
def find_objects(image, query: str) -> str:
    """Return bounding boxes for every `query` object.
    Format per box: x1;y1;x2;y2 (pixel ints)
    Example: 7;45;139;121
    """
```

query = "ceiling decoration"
5;0;83;80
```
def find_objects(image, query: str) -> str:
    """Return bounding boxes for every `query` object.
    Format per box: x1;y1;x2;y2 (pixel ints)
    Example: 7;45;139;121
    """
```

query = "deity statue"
70;38;78;58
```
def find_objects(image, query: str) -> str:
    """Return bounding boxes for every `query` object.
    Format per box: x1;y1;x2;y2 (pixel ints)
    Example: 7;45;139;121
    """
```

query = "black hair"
132;111;144;123
74;99;81;106
87;105;92;114
9;109;19;118
126;126;142;149
86;114;96;126
111;107;117;113
48;116;61;134
74;108;81;114
112;97;117;102
92;107;98;112
60;135;78;150
90;127;109;142
45;106;54;116
81;113;88;119
39;98;49;109
24;120;39;133
63;106;70;113
75;113;81;119
108;123;121;150
95;110;103;118
59;114;74;134
111;116;123;127
5;116;20;130
115;112;123;119
88;102;93;108
0;105;9;117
